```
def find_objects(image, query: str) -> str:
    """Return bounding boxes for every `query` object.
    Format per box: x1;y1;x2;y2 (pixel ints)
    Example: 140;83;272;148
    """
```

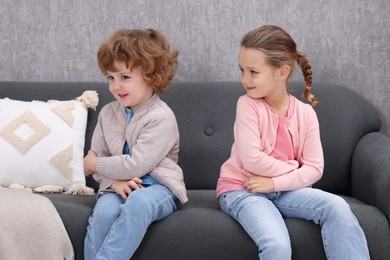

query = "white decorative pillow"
0;91;99;195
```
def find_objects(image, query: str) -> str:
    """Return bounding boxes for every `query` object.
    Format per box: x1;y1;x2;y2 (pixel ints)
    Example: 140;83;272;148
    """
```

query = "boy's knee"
124;189;158;211
259;238;291;259
93;207;120;223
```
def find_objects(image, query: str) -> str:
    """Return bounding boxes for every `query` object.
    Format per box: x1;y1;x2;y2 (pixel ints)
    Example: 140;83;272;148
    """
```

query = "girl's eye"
106;75;114;81
121;75;130;80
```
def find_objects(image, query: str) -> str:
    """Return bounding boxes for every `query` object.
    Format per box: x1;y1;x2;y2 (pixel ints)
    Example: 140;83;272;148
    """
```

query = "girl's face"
238;47;287;102
107;61;154;110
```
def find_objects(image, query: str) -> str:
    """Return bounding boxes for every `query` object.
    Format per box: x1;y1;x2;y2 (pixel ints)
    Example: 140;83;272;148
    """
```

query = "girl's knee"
329;195;350;212
324;195;355;221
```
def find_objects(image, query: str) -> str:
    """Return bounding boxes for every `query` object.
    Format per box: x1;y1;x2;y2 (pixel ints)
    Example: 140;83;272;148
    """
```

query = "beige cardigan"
91;94;188;203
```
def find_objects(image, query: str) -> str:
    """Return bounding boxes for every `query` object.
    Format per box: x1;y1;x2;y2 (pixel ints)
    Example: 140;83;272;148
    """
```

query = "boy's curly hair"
97;28;178;93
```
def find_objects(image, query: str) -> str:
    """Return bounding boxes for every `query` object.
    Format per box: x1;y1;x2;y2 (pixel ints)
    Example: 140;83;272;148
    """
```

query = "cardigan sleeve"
272;107;324;191
95;112;179;180
92;174;116;190
89;105;117;188
90;105;113;158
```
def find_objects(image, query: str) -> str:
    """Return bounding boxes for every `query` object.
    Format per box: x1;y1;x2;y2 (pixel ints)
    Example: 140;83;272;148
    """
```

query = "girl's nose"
241;73;251;85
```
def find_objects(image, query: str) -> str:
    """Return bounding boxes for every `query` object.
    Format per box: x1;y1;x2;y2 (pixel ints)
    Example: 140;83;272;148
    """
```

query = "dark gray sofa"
1;81;390;259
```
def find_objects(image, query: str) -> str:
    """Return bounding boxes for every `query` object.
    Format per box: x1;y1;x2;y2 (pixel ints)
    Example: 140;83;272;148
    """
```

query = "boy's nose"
113;81;123;90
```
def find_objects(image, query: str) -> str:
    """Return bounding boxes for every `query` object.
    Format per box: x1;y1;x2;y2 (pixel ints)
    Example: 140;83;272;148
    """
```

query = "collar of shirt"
125;107;133;123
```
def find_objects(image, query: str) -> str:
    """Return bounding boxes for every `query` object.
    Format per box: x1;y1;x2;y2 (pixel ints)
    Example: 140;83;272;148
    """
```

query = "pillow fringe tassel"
64;183;95;196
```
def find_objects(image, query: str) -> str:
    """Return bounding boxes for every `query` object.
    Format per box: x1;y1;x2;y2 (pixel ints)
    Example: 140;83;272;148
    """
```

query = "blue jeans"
219;188;370;260
84;184;178;260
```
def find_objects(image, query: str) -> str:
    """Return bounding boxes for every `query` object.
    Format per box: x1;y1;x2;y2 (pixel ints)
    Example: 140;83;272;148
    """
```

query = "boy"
83;28;187;260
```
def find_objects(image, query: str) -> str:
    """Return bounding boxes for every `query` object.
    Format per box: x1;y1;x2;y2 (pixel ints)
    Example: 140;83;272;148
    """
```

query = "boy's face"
106;61;154;110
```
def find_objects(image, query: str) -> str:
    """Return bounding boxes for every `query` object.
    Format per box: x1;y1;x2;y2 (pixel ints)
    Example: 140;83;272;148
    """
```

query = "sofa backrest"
162;82;243;190
0;81;381;195
162;81;381;195
293;81;381;195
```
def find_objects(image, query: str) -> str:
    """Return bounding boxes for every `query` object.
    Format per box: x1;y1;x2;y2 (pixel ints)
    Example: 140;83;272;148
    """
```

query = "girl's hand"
110;178;143;200
243;176;275;193
84;150;97;176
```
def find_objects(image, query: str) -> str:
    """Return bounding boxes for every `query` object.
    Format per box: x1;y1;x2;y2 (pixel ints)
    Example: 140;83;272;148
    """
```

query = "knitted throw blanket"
0;188;74;260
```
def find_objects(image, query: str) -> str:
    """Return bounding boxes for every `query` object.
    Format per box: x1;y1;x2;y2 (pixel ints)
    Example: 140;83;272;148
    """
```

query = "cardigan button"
204;128;214;136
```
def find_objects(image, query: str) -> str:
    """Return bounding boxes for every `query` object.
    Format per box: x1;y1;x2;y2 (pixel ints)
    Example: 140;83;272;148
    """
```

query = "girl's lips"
245;86;256;91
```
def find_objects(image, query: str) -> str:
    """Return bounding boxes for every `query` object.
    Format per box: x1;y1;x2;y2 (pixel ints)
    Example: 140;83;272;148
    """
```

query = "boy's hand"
84;150;97;176
243;176;275;193
110;178;143;200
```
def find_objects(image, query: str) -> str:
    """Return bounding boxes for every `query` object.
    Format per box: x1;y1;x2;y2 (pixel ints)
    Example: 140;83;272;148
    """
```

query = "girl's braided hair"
241;25;318;107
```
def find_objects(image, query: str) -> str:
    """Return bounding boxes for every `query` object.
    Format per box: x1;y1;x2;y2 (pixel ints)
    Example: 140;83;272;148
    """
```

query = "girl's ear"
278;65;291;81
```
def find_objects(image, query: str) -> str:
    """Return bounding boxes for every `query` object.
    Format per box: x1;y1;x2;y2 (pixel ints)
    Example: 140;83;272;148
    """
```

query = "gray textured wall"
1;0;390;137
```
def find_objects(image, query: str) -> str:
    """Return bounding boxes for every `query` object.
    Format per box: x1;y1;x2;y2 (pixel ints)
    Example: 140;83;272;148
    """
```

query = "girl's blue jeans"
84;184;178;260
219;188;370;260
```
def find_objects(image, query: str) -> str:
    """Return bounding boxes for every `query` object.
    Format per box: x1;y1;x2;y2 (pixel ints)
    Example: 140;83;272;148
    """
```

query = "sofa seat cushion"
43;193;96;260
43;190;390;260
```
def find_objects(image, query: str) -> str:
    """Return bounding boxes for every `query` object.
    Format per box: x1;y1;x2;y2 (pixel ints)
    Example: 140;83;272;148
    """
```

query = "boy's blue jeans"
219;188;370;260
84;184;178;260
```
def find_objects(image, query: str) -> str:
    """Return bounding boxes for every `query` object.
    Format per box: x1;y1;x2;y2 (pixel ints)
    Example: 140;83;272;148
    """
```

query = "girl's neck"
264;92;290;117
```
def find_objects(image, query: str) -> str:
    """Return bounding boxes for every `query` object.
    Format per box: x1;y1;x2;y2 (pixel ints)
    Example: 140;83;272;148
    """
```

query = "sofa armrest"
351;132;390;221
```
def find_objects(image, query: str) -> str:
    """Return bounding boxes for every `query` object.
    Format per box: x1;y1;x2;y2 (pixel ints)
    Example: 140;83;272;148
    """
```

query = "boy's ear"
151;78;158;88
279;65;291;80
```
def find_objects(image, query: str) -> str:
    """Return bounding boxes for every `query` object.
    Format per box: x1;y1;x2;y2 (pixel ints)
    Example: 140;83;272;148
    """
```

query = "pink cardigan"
216;95;324;197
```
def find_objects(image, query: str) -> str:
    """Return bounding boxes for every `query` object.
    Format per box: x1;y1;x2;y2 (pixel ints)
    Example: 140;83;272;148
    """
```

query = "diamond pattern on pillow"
0;111;51;154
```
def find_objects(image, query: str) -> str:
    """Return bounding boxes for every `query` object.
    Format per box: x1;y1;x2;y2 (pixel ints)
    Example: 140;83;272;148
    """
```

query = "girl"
83;28;187;260
216;25;370;259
